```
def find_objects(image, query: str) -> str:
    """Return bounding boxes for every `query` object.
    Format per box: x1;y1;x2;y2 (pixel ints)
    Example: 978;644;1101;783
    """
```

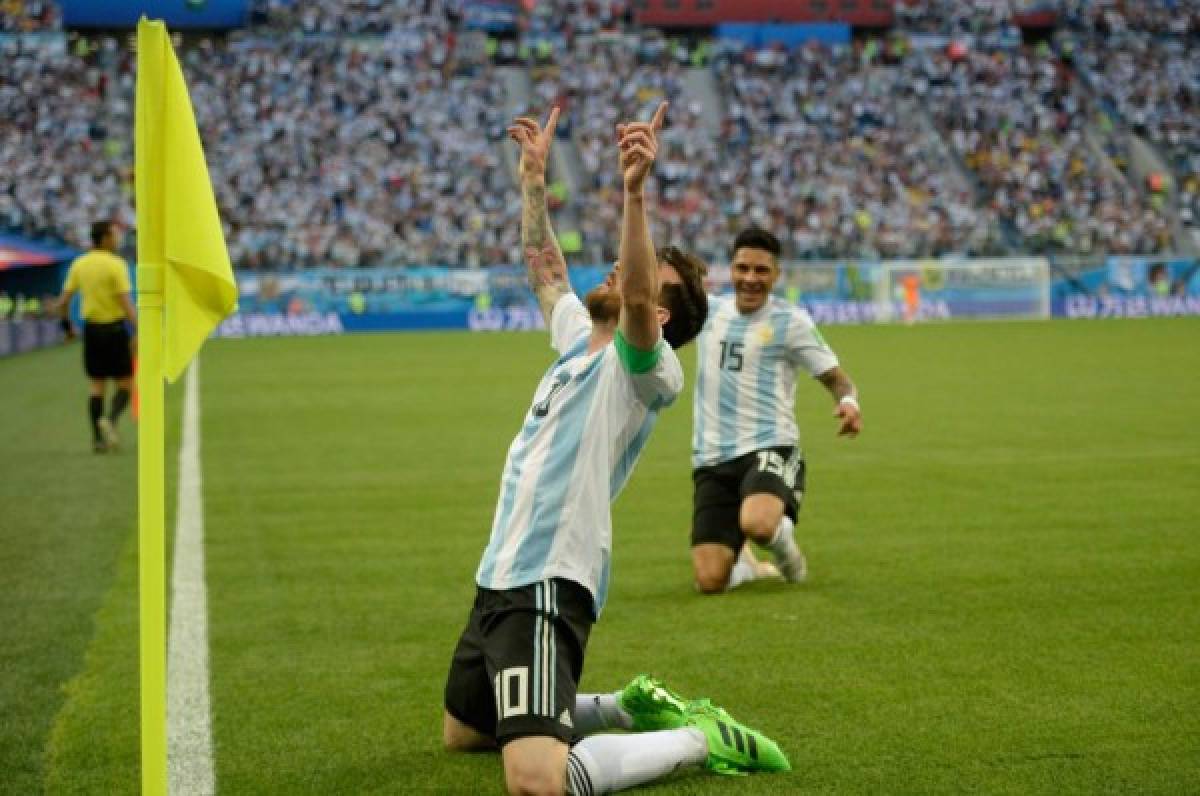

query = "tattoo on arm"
817;367;856;402
521;182;570;320
524;244;567;288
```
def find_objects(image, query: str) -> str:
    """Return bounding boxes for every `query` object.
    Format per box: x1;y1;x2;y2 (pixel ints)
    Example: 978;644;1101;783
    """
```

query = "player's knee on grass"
443;711;494;752
503;736;568;796
692;544;734;594
739;495;785;543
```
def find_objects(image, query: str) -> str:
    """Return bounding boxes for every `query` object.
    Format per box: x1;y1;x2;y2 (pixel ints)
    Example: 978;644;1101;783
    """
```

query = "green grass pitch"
2;318;1199;794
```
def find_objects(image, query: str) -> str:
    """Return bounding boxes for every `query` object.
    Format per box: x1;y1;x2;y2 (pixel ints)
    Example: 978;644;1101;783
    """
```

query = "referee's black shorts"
83;320;133;380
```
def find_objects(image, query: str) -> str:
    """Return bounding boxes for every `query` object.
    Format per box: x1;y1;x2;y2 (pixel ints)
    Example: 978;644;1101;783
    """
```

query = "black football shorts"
444;577;593;746
691;446;806;552
83;320;133;380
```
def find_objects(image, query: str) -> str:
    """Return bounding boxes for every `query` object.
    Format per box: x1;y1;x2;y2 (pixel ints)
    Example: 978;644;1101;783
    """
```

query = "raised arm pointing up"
507;107;571;327
616;101;668;351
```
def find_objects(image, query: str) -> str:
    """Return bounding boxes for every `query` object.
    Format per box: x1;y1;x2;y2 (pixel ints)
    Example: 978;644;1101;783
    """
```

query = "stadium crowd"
710;40;1002;259
1067;29;1200;234
894;0;1020;37
531;30;725;264
0;0;58;32
1058;0;1200;37
911;42;1173;255
260;0;467;36
1;0;1193;268
2;14;519;268
532;27;1000;262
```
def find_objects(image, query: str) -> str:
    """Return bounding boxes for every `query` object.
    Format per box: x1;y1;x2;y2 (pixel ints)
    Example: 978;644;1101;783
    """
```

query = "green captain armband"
614;329;661;374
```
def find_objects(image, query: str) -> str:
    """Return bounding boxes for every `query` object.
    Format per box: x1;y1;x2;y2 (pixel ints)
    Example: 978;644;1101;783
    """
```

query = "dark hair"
731;227;781;259
91;220;115;247
657;245;708;349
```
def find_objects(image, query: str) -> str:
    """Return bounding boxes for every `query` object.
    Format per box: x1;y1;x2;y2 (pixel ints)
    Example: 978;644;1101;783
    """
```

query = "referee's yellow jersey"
63;250;132;323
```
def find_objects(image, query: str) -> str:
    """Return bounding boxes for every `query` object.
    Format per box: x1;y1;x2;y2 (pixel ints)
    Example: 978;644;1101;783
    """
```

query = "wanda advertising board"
632;0;894;26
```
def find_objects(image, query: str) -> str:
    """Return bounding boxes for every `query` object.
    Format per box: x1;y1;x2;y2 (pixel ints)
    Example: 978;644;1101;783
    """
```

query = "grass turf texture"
0;343;182;794
3;318;1198;794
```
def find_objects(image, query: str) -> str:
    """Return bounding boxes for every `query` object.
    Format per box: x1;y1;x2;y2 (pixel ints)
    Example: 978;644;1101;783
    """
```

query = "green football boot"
685;700;791;775
617;674;690;732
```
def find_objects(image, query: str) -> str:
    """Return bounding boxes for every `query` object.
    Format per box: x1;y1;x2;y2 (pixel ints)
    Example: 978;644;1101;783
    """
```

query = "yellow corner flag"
136;18;237;382
135;18;236;795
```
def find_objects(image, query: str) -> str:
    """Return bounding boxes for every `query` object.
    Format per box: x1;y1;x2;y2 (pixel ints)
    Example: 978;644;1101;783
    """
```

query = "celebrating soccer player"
691;227;863;594
440;104;791;794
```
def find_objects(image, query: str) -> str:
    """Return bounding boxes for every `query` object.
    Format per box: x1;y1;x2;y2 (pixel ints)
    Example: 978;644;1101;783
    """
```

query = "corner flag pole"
136;19;168;794
136;17;237;794
136;262;167;795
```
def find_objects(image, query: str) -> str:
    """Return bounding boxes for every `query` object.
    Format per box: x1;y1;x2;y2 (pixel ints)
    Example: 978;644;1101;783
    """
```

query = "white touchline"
168;360;216;795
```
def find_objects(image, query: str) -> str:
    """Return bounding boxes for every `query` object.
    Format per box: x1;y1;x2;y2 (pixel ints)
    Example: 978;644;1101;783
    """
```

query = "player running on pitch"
440;104;790;795
691;227;863;594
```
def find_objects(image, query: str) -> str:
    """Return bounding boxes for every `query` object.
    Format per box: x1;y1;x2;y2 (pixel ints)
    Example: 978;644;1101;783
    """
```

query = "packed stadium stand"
0;0;58;31
912;42;1173;255
1067;28;1200;241
1;0;1197;267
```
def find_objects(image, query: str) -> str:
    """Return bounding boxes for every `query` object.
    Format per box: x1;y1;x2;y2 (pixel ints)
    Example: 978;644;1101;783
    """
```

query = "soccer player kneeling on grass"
690;227;863;594
442;104;790;794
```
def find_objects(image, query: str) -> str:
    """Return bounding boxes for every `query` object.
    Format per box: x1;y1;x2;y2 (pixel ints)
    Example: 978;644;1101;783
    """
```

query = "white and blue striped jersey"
476;293;684;617
692;295;838;468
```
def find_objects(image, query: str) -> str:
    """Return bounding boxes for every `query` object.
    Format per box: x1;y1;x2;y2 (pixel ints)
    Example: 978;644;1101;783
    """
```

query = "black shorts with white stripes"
691;446;806;552
444;578;594;746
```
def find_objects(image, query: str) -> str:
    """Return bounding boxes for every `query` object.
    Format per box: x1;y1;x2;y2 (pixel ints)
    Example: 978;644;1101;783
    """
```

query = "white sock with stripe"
573;693;633;734
765;515;799;561
566;728;707;795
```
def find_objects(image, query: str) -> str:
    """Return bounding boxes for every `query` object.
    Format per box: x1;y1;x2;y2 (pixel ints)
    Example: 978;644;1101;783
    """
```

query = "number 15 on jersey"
719;340;743;372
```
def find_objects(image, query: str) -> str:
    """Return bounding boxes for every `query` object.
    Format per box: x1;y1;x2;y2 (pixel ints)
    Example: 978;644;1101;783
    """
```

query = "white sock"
574;692;633;734
725;546;759;591
766;515;799;560
567;728;707;794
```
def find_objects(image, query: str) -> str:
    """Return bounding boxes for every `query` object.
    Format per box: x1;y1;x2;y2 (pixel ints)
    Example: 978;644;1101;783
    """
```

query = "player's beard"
584;285;622;324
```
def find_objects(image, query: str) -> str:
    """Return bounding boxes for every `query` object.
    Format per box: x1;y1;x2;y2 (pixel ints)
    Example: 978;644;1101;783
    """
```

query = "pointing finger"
543;106;561;139
649;100;668;131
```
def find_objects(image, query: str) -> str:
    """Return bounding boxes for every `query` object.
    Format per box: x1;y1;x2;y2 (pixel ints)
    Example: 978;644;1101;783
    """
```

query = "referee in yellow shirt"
57;221;137;453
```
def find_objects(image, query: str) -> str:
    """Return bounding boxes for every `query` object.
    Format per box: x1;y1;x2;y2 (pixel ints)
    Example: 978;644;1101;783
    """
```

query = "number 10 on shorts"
494;666;529;718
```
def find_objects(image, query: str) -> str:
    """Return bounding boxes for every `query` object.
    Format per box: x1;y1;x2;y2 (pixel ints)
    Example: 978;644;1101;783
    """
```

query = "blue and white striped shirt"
476;293;684;617
692;295;838;468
